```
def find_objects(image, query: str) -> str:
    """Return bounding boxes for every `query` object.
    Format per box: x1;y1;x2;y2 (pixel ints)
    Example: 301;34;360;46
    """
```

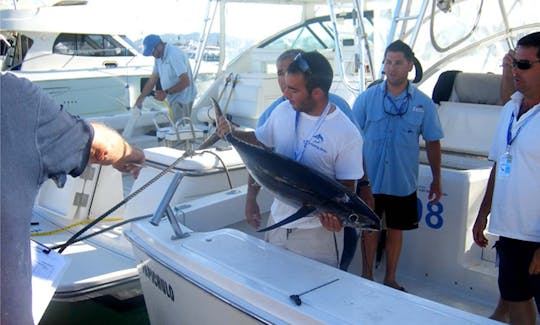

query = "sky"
0;0;304;42
90;0;303;43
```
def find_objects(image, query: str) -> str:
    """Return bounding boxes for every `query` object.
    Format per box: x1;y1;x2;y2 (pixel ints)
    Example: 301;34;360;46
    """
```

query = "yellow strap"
164;99;174;121
30;217;124;237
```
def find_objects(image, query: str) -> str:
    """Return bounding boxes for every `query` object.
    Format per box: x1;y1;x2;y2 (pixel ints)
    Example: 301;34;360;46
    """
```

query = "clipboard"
31;240;70;323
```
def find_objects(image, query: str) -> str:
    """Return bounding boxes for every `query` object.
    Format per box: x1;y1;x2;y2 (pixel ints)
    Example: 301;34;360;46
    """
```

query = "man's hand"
112;147;145;179
217;116;233;139
472;214;489;248
502;49;516;71
529;248;540;275
135;96;144;109
245;195;261;228
428;179;442;204
89;122;145;178
154;90;167;101
319;212;343;232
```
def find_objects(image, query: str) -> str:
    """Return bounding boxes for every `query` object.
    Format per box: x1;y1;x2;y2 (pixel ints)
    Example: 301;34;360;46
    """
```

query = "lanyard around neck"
506;107;540;150
383;86;409;116
294;101;332;161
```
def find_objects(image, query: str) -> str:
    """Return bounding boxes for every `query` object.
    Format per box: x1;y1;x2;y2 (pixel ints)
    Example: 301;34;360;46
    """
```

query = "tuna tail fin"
197;97;232;150
258;205;317;232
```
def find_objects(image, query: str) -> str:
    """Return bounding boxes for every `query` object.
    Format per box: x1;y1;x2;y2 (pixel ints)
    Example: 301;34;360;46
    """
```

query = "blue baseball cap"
142;34;161;56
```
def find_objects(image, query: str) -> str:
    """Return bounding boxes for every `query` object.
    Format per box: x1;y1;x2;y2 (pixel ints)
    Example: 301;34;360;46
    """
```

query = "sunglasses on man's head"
512;59;540;70
294;53;311;73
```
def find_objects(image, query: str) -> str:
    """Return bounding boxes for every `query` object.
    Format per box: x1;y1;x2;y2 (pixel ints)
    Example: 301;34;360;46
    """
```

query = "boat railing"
150;172;190;240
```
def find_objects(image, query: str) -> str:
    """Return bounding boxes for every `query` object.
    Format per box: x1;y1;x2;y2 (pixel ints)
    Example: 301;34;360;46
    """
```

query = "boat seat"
432;70;503;105
426;71;504;157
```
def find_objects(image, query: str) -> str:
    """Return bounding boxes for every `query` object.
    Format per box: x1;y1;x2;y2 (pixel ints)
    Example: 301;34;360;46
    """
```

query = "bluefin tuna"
208;98;381;232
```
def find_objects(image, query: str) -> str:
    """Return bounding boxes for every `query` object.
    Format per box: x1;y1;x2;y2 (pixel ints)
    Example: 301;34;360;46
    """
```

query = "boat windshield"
258;12;360;52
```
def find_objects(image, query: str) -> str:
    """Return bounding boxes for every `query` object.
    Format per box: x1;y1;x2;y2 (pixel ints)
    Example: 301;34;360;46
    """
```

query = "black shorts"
496;236;540;311
374;192;419;230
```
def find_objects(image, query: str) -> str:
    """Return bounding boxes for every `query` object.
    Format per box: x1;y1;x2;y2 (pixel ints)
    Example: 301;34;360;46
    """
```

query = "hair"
383;40;424;83
277;48;304;64
517;32;540;58
384;40;415;62
287;50;333;94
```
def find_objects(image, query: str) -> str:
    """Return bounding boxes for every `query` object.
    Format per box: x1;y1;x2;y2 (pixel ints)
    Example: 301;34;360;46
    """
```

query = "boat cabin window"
53;33;134;57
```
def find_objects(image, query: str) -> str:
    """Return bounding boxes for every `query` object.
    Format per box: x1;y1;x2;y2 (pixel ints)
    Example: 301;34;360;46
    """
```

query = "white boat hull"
126;223;499;325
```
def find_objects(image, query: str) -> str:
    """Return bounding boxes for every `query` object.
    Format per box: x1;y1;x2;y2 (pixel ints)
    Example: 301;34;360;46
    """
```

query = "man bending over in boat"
135;34;197;122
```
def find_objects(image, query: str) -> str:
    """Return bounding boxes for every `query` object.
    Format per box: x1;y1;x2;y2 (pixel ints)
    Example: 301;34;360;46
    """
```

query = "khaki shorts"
265;217;343;267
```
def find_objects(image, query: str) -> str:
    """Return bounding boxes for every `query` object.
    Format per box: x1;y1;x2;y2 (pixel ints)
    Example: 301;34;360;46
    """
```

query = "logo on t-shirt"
312;134;324;144
309;134;328;153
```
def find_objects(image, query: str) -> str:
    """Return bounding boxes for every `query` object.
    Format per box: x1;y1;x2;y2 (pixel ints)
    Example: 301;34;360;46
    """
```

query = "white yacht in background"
24;0;540;323
0;0;169;147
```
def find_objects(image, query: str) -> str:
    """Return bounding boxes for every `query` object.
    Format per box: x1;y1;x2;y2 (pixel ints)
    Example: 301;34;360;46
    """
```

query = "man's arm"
245;174;262;228
88;122;145;178
135;73;159;108
472;164;496;247
501;50;515;104
425;140;442;203
357;160;375;209
164;72;190;95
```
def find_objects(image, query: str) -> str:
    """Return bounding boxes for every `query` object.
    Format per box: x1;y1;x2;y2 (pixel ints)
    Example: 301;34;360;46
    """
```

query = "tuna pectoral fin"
257;206;317;232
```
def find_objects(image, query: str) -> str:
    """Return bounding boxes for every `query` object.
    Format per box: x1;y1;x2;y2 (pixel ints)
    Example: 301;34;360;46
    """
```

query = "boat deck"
223;214;502;322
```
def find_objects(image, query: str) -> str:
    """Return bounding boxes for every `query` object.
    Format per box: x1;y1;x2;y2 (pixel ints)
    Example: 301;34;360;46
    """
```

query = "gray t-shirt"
1;73;93;324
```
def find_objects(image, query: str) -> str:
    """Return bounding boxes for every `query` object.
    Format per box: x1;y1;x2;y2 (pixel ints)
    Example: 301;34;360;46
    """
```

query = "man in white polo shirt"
473;31;540;325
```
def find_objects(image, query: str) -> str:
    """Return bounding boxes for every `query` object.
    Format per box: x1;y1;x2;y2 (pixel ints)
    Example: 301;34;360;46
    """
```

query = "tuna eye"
348;214;359;223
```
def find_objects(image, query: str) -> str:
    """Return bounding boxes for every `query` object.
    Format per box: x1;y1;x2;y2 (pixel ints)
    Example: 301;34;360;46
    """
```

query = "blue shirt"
258;93;358;129
352;81;443;196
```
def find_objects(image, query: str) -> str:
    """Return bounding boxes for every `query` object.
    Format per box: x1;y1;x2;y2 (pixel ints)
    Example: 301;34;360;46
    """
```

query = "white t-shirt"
255;100;364;229
488;92;540;242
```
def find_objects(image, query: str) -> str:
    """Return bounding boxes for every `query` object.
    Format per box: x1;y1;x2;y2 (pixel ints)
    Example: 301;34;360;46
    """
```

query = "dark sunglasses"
512;59;540;70
294;53;311;73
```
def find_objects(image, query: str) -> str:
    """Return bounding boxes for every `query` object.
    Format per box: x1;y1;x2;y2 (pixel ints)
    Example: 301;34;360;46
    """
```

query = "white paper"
31;240;70;323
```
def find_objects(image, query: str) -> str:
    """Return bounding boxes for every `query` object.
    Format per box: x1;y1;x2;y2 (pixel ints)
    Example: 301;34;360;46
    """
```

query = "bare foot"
383;281;406;292
361;274;374;281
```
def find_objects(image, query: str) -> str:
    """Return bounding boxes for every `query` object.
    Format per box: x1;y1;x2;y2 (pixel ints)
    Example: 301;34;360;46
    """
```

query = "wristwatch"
358;179;371;187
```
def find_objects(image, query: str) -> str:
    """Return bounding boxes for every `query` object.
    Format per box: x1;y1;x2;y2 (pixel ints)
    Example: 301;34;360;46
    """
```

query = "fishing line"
51;148;235;253
53;152;189;253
